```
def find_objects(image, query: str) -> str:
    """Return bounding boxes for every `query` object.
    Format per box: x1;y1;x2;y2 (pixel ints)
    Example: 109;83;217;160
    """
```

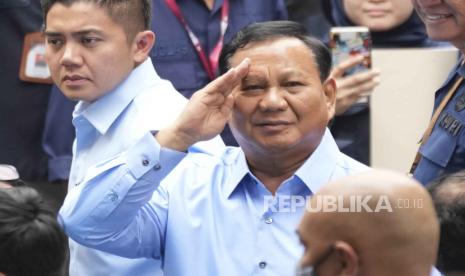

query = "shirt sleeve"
58;131;186;259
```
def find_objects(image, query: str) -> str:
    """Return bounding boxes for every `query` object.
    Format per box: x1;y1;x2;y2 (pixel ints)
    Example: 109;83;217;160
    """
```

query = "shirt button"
107;192;118;202
259;261;267;269
142;159;150;166
265;217;273;224
153;163;161;170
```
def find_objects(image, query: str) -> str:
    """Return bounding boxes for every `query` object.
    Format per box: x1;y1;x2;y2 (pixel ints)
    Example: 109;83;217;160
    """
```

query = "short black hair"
219;20;332;81
41;0;152;42
0;187;67;276
428;171;465;273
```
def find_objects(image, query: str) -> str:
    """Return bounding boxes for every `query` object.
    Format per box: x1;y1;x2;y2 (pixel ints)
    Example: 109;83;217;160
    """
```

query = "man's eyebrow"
43;29;104;37
74;29;105;36
43;31;62;37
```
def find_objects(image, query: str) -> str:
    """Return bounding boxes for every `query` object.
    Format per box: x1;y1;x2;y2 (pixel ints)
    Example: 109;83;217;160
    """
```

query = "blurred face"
228;37;335;156
44;2;136;102
343;0;414;31
413;0;465;48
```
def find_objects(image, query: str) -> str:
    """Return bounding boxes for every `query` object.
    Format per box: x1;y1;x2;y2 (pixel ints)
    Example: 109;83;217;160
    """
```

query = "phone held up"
329;26;372;76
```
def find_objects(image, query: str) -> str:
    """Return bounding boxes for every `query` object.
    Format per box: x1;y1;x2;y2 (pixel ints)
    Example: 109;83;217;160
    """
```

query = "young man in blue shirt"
42;0;238;275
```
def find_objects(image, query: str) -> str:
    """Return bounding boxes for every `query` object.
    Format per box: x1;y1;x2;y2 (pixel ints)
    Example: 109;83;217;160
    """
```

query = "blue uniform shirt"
60;129;367;276
414;59;465;185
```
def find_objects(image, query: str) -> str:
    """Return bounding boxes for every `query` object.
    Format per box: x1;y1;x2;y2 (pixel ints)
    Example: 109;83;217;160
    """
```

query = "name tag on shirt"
19;32;53;84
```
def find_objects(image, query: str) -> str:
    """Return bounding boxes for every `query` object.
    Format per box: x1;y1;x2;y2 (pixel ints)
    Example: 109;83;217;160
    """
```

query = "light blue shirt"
60;129;367;275
66;57;224;276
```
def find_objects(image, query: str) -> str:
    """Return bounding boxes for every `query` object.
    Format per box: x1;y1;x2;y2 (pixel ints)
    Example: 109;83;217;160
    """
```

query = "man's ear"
323;77;337;120
132;30;156;64
334;241;359;276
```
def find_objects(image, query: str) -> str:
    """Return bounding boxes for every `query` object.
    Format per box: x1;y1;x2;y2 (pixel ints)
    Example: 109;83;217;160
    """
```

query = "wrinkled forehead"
233;37;315;59
230;37;319;74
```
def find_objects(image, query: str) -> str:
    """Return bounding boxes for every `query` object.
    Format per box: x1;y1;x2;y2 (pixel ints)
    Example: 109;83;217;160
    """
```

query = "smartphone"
329;26;372;76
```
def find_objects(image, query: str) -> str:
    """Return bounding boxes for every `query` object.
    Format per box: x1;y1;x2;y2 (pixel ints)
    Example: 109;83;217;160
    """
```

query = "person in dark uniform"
0;0;51;181
411;0;465;185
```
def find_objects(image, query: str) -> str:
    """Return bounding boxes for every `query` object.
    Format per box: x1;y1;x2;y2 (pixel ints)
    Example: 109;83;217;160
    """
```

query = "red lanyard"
165;0;229;80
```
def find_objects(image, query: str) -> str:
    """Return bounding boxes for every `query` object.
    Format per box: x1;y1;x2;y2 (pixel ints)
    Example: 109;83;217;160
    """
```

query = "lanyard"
164;0;229;80
410;75;464;174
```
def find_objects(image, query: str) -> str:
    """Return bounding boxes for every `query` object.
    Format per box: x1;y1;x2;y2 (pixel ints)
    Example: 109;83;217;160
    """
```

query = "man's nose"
259;87;288;112
60;43;83;67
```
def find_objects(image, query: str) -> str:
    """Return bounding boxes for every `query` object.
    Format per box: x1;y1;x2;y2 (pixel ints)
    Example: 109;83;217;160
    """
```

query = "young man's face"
44;2;136;102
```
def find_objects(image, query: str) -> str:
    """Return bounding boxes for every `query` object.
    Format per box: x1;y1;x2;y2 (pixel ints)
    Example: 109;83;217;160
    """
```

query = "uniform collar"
224;128;340;198
73;58;160;135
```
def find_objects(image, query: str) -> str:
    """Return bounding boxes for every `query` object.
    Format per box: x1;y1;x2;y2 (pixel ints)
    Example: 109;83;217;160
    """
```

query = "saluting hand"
156;58;250;151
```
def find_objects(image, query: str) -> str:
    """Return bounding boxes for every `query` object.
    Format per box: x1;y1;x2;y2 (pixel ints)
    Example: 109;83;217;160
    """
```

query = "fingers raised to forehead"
206;58;250;97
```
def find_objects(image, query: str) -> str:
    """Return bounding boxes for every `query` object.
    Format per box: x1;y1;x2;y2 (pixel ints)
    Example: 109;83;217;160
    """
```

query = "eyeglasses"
0;164;25;187
296;244;335;276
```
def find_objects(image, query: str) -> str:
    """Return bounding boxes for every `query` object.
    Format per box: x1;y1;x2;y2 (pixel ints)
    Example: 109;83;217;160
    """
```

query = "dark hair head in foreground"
219;20;332;82
0;186;67;276
428;170;465;274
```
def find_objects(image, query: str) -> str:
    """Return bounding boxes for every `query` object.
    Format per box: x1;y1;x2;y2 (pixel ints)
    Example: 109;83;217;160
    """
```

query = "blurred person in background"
322;0;439;165
0;0;51;181
428;170;465;276
0;185;67;276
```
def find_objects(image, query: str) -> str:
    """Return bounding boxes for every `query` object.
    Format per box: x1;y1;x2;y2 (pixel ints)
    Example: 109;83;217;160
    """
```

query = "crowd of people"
1;0;465;275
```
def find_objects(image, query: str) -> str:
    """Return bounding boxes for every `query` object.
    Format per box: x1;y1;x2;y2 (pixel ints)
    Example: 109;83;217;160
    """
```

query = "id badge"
19;32;53;84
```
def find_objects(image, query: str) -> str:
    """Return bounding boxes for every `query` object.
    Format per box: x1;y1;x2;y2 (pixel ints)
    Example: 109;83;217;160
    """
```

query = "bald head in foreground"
297;170;439;276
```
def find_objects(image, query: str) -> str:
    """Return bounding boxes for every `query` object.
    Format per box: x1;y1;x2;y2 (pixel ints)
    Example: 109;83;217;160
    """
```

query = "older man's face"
413;0;465;47
228;37;335;155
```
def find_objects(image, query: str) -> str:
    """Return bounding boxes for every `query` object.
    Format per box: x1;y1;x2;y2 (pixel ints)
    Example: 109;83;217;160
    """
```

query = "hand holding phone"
329;26;380;113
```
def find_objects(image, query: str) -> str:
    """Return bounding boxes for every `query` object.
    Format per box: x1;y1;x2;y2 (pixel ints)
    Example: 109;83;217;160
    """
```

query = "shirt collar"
73;58;160;135
294;128;339;194
223;148;250;199
224;128;340;198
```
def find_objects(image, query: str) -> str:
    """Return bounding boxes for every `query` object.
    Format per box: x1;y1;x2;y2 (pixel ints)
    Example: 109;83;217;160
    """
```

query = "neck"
203;0;214;10
245;148;313;195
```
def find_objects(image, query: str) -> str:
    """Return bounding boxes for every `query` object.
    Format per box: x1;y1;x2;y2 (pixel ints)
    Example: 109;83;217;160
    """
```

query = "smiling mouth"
425;14;453;21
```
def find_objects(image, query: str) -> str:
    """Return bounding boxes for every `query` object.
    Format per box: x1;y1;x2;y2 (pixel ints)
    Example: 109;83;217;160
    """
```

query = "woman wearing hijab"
322;0;440;165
